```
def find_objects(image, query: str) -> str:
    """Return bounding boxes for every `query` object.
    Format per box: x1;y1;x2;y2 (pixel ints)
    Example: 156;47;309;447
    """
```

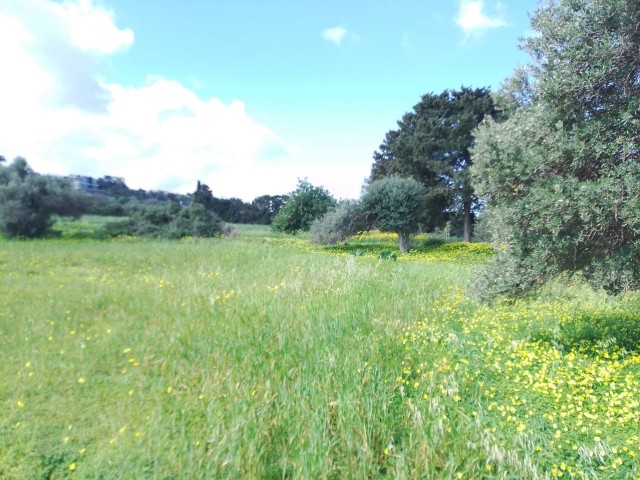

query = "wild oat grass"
1;224;639;478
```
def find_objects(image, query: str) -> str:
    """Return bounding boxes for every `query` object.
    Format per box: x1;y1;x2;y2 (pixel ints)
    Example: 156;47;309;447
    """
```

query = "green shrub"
309;201;368;245
105;203;228;239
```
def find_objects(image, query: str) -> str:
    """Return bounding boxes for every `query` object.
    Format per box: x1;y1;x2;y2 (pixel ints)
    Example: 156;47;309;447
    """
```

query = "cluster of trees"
102;180;287;239
370;87;498;241
91;177;287;225
0;157;290;239
2;0;637;298
0;157;89;238
273;76;499;252
269;175;426;253
75;174;286;225
85;177;192;217
305;0;639;297
192;182;287;225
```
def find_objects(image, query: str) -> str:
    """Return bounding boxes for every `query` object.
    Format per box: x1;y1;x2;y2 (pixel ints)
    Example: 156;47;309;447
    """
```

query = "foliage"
79;176;192;217
271;178;336;233
250;194;288;224
309;200;369;245
0;157;90;238
294;229;493;264
193;181;286;224
360;176;424;252
371;87;497;240
105;202;227;239
193;181;215;210
471;0;640;297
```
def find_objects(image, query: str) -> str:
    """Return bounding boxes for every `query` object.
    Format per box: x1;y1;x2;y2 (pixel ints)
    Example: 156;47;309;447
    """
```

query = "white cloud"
0;0;296;200
321;26;348;46
455;1;506;37
57;0;134;54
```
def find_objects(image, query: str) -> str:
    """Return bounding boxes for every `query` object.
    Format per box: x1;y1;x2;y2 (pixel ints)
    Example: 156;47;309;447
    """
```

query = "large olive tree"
471;0;640;296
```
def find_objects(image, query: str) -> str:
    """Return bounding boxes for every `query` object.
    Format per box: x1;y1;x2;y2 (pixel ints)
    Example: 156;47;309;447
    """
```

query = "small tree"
272;179;336;233
361;176;424;253
193;181;215;210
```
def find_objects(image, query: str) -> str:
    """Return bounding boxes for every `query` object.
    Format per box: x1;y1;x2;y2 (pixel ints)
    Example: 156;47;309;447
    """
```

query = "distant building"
67;175;126;193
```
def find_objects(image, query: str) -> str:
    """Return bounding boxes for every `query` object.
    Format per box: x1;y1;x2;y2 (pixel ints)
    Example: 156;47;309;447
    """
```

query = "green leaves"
271;179;336;234
472;0;640;297
371;87;497;238
361;176;424;252
0;157;89;238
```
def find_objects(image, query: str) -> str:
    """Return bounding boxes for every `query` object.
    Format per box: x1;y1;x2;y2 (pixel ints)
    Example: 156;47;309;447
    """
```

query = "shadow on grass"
529;308;640;353
321;236;451;256
558;311;640;352
318;236;495;266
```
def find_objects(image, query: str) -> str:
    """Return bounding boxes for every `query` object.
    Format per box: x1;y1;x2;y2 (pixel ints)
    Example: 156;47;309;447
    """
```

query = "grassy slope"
1;225;640;479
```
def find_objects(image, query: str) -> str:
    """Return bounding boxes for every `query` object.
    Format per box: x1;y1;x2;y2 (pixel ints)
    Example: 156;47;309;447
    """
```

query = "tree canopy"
0;157;89;238
471;0;640;297
371;87;497;240
272;179;336;233
361;176;424;253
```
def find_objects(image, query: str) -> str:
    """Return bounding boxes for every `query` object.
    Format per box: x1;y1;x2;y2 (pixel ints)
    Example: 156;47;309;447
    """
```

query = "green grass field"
2;222;640;479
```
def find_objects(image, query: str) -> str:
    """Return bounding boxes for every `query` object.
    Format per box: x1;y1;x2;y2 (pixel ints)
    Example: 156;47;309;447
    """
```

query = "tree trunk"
463;200;472;243
398;231;410;253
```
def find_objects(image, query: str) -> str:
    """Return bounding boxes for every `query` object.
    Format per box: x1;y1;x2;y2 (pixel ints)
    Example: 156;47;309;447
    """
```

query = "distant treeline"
0;155;289;239
72;174;288;225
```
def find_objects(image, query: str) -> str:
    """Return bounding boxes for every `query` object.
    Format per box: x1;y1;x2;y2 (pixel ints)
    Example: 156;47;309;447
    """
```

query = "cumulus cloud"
455;0;506;37
0;0;293;199
1;0;134;112
321;26;348;46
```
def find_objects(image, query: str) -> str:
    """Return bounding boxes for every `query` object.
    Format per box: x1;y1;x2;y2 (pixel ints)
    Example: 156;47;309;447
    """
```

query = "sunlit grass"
1;227;640;478
51;215;123;239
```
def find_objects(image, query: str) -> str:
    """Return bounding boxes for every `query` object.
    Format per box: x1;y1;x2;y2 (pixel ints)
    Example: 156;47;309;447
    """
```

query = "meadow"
2;223;640;479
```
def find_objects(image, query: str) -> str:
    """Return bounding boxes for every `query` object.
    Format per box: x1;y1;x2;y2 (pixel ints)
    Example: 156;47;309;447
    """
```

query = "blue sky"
0;0;538;200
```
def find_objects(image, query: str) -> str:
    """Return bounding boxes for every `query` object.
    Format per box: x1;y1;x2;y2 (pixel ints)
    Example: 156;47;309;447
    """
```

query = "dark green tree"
471;0;640;296
361;176;424;253
371;87;497;241
193;181;215;210
271;179;336;233
251;194;288;224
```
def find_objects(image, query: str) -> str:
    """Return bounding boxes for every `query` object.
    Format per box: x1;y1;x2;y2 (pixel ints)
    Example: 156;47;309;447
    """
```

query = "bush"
309;201;368;245
105;203;228;239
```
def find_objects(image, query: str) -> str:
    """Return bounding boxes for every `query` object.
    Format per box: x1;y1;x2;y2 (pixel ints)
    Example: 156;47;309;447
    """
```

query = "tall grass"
2;229;640;478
